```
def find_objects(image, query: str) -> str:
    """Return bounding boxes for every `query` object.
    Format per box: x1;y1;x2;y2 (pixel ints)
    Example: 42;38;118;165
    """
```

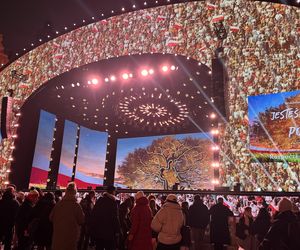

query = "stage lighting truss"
118;92;189;129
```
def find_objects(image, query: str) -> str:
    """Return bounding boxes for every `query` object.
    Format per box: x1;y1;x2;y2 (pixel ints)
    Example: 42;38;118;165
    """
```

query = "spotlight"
141;69;148;76
87;81;91;85
212;145;219;151
211;129;219;135
162;65;168;72
91;78;99;85
170;65;176;70
104;77;109;82
129;73;133;78
122;73;129;80
211;162;220;168
110;76;116;81
149;69;154;75
210;113;216;119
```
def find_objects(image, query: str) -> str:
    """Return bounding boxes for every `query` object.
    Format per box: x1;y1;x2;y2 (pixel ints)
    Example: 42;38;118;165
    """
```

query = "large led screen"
75;127;108;188
115;132;214;190
29;110;56;188
0;1;299;191
249;90;300;162
57;120;78;188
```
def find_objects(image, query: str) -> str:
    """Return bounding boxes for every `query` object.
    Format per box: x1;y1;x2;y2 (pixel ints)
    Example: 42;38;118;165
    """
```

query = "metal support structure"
46;117;64;189
71;126;81;182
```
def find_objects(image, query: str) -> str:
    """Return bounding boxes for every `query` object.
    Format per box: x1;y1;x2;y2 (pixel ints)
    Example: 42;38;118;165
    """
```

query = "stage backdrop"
115;132;214;190
0;1;299;190
29;110;56;188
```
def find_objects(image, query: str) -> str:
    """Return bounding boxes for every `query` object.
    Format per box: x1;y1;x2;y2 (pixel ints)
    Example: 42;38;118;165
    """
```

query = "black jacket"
31;197;55;246
88;193;121;241
260;210;300;250
209;203;233;244
0;192;19;235
252;216;270;243
15;199;34;236
188;201;209;229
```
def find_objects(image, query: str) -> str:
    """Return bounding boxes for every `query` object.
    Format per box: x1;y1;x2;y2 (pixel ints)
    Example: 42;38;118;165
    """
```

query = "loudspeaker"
1;96;13;139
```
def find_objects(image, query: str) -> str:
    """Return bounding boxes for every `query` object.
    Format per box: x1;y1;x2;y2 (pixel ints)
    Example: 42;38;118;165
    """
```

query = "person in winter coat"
31;192;56;250
119;197;133;250
151;194;184;250
189;195;209;250
252;207;271;245
15;190;39;250
0;188;19;250
260;197;300;250
209;197;234;250
89;186;121;250
50;182;84;250
78;191;96;250
128;191;152;250
235;206;256;250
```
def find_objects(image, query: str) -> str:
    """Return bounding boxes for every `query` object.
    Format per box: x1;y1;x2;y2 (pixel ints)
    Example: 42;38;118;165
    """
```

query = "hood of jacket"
163;200;182;210
275;210;296;223
103;192;116;201
136;196;149;206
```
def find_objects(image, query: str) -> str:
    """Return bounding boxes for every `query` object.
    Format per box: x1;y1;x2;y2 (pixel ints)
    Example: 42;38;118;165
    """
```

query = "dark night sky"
0;0;298;60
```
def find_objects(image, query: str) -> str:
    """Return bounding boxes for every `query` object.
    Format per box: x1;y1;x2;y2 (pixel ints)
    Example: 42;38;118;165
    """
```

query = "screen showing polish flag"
212;15;224;23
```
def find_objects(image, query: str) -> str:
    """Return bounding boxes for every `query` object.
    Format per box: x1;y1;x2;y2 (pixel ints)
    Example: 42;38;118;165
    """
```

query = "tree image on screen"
117;136;213;189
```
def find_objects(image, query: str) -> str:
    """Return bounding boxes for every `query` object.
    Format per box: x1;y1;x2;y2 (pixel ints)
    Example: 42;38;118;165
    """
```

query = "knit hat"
66;182;77;196
135;191;145;200
278;197;293;212
166;194;177;202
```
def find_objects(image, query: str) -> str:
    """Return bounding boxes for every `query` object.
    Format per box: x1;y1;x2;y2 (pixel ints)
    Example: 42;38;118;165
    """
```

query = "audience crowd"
0;183;300;250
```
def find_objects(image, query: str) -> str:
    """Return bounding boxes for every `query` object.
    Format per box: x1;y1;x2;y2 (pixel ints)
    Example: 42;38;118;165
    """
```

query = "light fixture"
162;65;168;72
141;69;148;76
210;113;216;119
110;75;116;81
211;162;220;168
122;73;129;80
91;78;99;85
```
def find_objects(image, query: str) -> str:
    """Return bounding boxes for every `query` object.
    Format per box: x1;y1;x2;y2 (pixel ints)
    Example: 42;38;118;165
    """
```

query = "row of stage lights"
86;65;177;85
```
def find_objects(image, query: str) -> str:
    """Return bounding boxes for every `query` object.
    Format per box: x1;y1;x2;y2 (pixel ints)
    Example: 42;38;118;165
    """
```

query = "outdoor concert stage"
0;0;299;193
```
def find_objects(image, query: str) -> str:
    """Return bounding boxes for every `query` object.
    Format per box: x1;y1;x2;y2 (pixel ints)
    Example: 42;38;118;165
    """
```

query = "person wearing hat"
50;182;84;250
151;194;184;250
260;197;300;249
127;191;152;250
15;189;39;249
89;185;121;250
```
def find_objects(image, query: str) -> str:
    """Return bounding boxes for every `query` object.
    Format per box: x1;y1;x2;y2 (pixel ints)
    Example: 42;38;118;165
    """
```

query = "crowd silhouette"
0;183;300;250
